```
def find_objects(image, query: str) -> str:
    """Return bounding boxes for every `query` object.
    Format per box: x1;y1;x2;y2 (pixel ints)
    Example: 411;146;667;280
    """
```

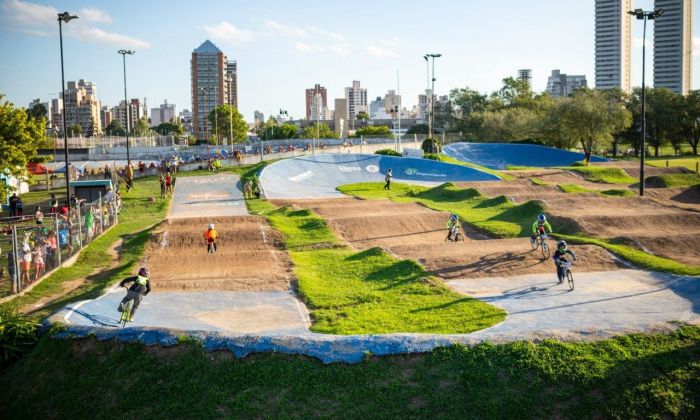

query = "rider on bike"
446;213;461;242
117;267;151;322
552;240;577;283
531;213;552;241
203;223;218;253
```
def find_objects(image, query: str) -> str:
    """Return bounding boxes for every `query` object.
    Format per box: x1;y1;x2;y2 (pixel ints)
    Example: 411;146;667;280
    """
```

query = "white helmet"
208;223;214;230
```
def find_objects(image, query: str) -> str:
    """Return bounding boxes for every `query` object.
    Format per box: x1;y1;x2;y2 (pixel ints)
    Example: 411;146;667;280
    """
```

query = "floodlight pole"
118;49;135;165
58;12;78;213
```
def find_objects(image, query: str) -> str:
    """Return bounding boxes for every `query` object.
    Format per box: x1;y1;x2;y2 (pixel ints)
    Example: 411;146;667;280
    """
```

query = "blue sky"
0;0;698;122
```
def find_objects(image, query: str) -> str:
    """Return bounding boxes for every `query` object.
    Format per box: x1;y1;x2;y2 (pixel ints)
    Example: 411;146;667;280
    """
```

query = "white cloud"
328;32;345;41
2;0;56;25
330;43;351;56
265;19;307;37
294;42;312;53
365;45;398;58
2;0;150;48
68;25;151;49
79;7;111;24
204;21;255;44
378;37;399;47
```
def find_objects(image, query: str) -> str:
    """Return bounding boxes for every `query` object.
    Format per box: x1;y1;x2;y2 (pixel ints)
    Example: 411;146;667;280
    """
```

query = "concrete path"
449;269;700;341
58;288;310;336
169;174;248;219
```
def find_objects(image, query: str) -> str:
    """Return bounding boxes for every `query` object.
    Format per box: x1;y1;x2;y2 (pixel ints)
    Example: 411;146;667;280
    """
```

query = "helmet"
557;240;567;251
138;267;149;277
450;213;458;221
208;223;214;230
538;214;546;222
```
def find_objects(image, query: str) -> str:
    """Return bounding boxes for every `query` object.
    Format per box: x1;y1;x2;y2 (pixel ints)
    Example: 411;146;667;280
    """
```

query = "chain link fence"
1;193;120;298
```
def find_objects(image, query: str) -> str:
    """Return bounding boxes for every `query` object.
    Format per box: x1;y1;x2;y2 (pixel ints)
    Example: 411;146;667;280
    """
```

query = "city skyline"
1;0;699;122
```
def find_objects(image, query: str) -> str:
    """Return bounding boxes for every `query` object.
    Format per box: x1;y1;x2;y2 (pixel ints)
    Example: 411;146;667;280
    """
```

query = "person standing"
159;174;166;199
32;244;45;282
49;193;58;214
8;193;18;217
384;168;393;190
125;162;134;192
35;206;44;225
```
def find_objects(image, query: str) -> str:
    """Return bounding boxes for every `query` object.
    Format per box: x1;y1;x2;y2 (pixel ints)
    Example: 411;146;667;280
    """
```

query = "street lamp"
118;49;135;165
628;8;664;196
58;11;78;212
424;53;441;151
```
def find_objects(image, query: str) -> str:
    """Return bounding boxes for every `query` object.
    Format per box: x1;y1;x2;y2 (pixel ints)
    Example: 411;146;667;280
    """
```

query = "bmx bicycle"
445;226;464;242
207;241;217;254
118;299;132;328
530;233;551;259
557;260;575;291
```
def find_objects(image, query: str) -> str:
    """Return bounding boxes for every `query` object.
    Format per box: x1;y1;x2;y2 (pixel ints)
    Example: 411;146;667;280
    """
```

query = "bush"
423;153;440;161
374;149;402;157
421;138;441;154
0;307;40;370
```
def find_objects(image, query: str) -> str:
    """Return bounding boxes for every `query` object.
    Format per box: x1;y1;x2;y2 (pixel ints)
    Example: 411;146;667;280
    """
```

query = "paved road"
448;269;700;341
169;174;248;219
59;288;311;335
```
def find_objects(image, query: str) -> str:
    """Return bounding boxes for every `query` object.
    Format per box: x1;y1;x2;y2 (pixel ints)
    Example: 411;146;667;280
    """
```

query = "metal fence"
1;193;119;298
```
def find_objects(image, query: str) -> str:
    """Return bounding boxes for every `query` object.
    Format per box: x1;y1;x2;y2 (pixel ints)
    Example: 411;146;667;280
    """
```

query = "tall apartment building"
384;90;401;115
191;40;238;140
110;98;141;132
100;106;112;130
546;70;588;98
418;89;435;120
517;69;533;88
654;0;693;95
305;84;327;120
150;100;177;126
595;0;632;94
60;80;102;136
344;80;367;122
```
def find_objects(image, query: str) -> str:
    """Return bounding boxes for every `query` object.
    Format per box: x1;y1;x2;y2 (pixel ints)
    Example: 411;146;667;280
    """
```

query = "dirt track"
275;198;625;279
146;216;292;291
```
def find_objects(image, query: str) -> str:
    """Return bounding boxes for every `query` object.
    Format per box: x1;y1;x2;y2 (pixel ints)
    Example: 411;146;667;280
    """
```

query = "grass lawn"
645;173;700;188
558;183;594;193
1;325;698;418
647;156;700;172
339;182;700;275
247;199;505;335
529;177;552;186
558;166;637;184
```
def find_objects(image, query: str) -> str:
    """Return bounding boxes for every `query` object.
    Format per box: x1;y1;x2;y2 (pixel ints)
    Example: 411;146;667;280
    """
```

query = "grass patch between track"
645;173;700;188
558;166;637;184
248;199;505;335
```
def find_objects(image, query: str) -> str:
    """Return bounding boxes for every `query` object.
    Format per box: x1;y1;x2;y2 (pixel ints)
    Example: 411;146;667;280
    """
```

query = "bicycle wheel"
541;241;550;259
455;233;464;242
120;302;131;328
530;236;537;250
566;270;574;291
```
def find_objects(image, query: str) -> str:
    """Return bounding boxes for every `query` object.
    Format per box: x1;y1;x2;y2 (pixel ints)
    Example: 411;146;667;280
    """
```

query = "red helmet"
138;267;149;277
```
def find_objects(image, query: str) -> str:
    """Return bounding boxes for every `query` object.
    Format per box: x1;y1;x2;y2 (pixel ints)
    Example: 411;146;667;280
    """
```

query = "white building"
418;89;435;120
653;0;693;95
344;80;367;121
61;80;102;136
546;70;588;98
309;92;328;121
369;96;391;119
150;100;177;126
595;0;632;94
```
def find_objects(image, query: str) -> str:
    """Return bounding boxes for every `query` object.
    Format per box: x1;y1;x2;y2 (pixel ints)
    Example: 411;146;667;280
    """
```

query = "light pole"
226;74;233;151
423;55;430;136
628;8;663;197
118;49;135;164
58;11;78;211
424;53;441;151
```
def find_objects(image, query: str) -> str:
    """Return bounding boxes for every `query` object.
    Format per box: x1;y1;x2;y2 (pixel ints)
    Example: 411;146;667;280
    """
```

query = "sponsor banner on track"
337;165;363;173
403;168;447;178
365;165;379;173
289;170;314;182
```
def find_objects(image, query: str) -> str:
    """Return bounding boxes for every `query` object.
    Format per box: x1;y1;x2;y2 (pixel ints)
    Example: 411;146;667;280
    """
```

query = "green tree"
644;88;682;157
299;123;337;139
27;103;47;120
66;124;82;137
558;88;632;164
356;111;369;128
679;90;700;155
0;95;45;188
354;125;392;137
492;77;533;108
208;104;248;143
406;124;429;135
105;120;126;136
476;107;539;141
154;121;186;136
132;116;150;137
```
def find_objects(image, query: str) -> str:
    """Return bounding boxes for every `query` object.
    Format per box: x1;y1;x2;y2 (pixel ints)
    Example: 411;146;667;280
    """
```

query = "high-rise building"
334;98;348;137
110;98;141;132
254;111;265;127
191;40;238;140
150;100;177;127
344;80;367;121
305;84;327;120
384;90;401;115
595;0;632;93
517;69;533;88
418;89;435;120
60;80;102;136
100;106;112;131
546;70;588;98
654;0;693;95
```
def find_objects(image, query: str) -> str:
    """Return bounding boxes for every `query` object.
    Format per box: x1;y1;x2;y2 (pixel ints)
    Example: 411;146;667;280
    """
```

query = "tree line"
433;78;700;157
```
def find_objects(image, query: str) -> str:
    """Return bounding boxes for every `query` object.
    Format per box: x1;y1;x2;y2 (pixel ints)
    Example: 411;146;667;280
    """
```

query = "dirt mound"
301;199;624;279
147;216;292;291
620;233;700;266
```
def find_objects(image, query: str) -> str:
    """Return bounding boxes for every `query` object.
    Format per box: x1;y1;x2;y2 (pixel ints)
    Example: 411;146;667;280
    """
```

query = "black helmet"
138;267;150;277
557;240;567;251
